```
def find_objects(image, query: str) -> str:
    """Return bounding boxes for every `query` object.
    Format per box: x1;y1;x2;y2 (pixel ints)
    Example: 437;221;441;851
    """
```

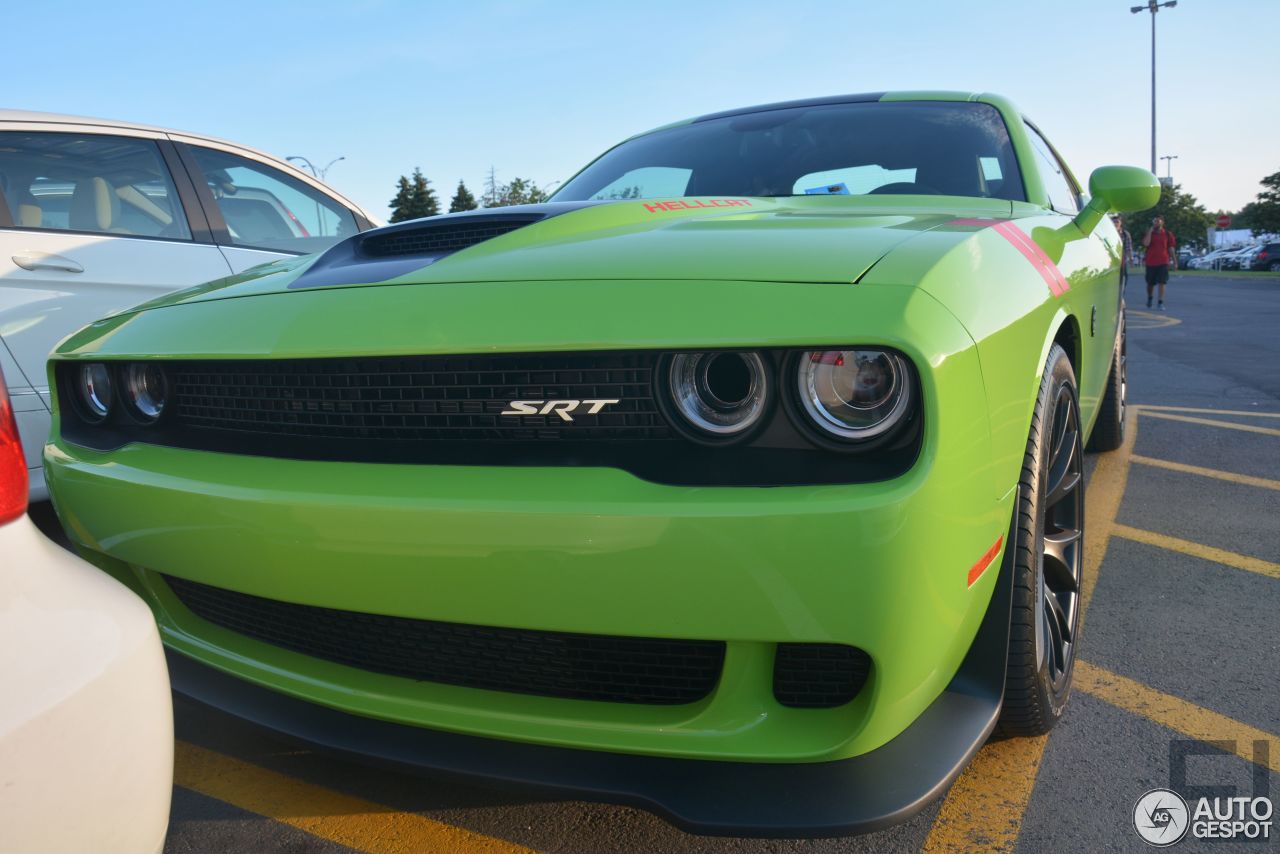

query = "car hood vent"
360;216;544;258
290;202;607;291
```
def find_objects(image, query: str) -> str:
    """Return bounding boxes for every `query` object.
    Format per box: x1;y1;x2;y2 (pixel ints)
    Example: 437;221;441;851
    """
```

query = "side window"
188;146;357;254
1024;123;1080;215
0;131;191;239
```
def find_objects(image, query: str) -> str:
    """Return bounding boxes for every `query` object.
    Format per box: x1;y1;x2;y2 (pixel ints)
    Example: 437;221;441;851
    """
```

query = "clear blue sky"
11;0;1275;220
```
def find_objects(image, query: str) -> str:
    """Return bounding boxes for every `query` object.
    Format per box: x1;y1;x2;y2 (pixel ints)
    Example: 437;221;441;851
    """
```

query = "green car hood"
130;195;1017;313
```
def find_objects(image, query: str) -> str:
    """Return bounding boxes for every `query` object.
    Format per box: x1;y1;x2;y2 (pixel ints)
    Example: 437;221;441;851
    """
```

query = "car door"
171;140;368;275
0;126;234;497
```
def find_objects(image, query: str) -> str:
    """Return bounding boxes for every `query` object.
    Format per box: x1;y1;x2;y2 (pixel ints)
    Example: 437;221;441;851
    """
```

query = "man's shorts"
1145;264;1169;286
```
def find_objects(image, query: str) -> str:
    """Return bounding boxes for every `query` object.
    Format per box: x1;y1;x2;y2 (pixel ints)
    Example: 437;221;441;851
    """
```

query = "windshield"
553;101;1025;203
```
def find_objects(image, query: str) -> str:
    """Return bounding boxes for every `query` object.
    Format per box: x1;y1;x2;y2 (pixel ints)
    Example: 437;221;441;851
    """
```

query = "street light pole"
285;155;346;237
1159;154;1178;182
1131;0;1177;175
287;155;346;182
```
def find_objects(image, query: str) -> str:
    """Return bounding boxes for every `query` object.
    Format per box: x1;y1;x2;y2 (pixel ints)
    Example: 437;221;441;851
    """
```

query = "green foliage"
388;167;440;222
448;180;478;213
1124;182;1212;252
1244;171;1280;236
484;175;550;208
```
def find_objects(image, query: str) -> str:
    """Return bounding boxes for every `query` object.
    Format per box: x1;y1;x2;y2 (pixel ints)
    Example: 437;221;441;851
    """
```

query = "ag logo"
501;399;620;422
1134;789;1190;847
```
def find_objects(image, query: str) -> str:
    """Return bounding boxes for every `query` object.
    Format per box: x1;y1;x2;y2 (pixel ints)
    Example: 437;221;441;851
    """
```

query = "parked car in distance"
1245;241;1280;271
1188;248;1233;270
0;368;173;854
1220;245;1258;270
0;110;378;500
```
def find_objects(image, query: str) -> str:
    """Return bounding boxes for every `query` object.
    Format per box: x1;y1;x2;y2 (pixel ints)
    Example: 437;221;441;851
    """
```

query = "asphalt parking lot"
142;272;1279;853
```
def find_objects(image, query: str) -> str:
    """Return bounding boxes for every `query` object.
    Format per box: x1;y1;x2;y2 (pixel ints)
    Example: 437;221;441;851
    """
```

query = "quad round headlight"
123;363;168;422
666;351;768;439
795;349;913;441
76;363;114;421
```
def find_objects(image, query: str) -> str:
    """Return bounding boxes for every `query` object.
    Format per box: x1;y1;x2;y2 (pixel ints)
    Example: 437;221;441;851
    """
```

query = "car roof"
691;91;994;122
0;108;372;220
624;91;1006;141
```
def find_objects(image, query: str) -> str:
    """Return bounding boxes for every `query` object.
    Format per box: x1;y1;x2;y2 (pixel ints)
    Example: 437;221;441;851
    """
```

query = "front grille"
360;218;540;258
57;350;924;486
169;351;670;442
773;643;871;708
165;575;725;705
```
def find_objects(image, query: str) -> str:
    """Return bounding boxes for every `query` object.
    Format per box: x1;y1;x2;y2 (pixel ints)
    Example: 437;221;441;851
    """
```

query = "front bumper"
169;530;1008;837
50;434;1010;766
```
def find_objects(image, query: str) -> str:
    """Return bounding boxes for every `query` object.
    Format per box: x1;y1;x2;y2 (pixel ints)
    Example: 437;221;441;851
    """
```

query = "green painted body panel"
45;90;1156;765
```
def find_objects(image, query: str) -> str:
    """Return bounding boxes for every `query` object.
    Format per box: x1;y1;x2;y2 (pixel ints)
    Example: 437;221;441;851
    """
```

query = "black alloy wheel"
998;343;1084;736
1038;381;1084;692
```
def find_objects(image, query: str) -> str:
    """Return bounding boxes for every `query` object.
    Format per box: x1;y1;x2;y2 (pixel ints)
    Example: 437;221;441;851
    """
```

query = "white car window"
0;131;191;240
188;147;357;254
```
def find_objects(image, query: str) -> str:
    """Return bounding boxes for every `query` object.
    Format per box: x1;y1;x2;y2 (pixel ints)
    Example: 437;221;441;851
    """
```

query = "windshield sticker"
642;199;753;213
804;183;851;195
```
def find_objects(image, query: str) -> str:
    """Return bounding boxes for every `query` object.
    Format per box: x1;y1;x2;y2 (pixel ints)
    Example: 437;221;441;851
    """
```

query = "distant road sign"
1216;214;1232;229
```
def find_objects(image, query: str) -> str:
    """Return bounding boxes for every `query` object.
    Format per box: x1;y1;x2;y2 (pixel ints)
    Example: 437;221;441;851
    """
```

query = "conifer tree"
388;174;415;222
449;180;478;213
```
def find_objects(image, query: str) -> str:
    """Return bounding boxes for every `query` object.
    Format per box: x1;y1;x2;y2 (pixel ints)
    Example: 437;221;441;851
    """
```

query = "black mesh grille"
165;575;725;705
169;352;671;442
360;218;539;258
773;643;871;708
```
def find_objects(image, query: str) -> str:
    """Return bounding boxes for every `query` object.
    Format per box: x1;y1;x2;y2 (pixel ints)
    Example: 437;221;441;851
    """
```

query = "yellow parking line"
173;741;531;854
1075;662;1279;773
921;409;1140;852
923;735;1049;852
1135;405;1280;419
1127;310;1182;329
1131;454;1280;491
1138;411;1280;437
1112;524;1280;580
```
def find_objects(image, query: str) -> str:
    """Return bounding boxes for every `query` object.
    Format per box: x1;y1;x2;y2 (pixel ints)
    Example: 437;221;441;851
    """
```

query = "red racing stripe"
967;535;1004;587
993;221;1070;296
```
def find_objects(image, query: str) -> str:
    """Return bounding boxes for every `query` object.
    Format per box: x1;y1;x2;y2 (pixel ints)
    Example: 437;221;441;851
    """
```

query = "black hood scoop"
290;201;606;290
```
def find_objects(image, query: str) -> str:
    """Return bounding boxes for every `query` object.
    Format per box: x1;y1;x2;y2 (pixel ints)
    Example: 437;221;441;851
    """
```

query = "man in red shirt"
1143;215;1177;310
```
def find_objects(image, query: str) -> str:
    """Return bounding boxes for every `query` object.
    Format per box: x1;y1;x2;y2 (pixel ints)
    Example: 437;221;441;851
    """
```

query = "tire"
1087;307;1126;452
997;343;1084;737
1269;260;1280;272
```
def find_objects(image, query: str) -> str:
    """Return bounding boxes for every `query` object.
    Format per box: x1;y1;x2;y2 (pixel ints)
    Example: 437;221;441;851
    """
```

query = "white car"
0;110;377;499
1188;248;1231;270
0;370;172;853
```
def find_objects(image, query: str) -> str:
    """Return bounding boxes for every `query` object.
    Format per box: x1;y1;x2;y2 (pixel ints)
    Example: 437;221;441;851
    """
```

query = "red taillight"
1259;250;1269;261
0;370;29;524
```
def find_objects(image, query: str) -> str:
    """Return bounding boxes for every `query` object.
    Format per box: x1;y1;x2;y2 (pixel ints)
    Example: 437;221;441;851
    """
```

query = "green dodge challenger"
45;91;1158;836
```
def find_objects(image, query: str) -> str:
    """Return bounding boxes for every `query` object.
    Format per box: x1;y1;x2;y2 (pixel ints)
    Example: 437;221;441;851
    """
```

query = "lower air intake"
165;575;725;705
773;643;872;708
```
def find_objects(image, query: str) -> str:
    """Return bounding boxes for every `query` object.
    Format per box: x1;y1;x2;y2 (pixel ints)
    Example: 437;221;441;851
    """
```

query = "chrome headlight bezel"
74;363;114;423
659;351;772;444
784;348;918;450
121;363;169;423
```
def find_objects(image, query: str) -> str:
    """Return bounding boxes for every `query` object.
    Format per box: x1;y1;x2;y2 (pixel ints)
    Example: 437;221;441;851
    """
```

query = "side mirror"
1072;166;1161;235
